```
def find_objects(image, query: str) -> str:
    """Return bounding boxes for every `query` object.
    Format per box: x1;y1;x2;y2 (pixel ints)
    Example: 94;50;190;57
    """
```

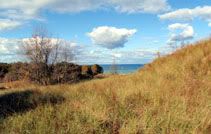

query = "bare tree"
58;40;74;63
22;26;75;64
22;26;60;64
21;26;75;85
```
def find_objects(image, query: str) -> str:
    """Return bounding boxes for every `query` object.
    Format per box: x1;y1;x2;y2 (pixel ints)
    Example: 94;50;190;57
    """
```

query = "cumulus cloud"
87;26;137;49
167;23;194;44
159;6;211;26
0;0;170;31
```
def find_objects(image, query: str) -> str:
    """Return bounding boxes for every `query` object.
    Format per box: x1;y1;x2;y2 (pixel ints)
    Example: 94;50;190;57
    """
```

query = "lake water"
100;64;144;74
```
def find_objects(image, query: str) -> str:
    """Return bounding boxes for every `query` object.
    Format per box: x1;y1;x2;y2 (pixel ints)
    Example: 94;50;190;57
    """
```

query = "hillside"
0;39;211;133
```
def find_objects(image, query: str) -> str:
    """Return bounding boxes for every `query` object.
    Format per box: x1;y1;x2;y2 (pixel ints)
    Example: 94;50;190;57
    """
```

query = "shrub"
91;64;103;75
0;63;10;81
1;62;104;85
4;62;29;82
27;63;52;85
4;62;52;85
51;62;81;84
81;65;93;78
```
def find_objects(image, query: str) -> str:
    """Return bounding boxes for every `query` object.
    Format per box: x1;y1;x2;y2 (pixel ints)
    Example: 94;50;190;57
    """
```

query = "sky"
0;0;211;64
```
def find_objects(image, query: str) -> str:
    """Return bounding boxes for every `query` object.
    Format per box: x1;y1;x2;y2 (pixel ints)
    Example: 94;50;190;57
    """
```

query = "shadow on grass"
0;90;65;119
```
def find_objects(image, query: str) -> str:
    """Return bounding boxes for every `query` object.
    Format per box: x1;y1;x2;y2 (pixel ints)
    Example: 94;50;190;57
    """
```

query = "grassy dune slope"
0;39;211;133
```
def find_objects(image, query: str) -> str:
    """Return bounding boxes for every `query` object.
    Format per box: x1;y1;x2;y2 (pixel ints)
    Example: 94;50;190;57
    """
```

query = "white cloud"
0;19;22;31
111;0;170;13
0;38;21;54
159;8;193;21
0;0;49;31
0;36;169;64
48;0;170;13
159;6;211;26
0;37;84;62
0;0;170;31
209;22;211;27
77;47;158;64
112;53;122;58
109;48;162;63
167;23;194;44
47;0;106;13
87;26;137;49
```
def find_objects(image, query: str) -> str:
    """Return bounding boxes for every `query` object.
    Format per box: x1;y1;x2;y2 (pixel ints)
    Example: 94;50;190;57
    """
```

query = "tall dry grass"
0;39;211;133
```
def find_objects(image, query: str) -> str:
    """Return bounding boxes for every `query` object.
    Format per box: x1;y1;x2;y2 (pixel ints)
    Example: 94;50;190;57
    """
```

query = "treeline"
0;62;103;85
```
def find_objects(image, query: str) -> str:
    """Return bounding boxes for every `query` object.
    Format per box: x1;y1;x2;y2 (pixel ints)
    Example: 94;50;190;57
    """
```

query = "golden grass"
0;39;211;133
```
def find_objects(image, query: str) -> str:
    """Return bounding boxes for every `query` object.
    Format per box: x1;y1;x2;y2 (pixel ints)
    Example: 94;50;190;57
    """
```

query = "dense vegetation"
0;62;103;84
0;39;211;133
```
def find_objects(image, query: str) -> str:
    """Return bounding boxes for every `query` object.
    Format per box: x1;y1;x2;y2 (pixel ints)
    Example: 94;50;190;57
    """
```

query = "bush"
0;63;10;81
51;62;81;84
3;62;52;85
27;63;52;85
4;62;29;82
81;65;93;79
91;64;103;75
0;62;104;85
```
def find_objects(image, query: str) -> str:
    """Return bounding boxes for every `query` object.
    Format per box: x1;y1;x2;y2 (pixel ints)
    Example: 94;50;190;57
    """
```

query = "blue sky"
0;0;211;64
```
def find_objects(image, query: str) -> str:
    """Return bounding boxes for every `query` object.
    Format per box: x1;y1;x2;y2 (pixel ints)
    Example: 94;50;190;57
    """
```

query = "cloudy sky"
0;0;211;64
